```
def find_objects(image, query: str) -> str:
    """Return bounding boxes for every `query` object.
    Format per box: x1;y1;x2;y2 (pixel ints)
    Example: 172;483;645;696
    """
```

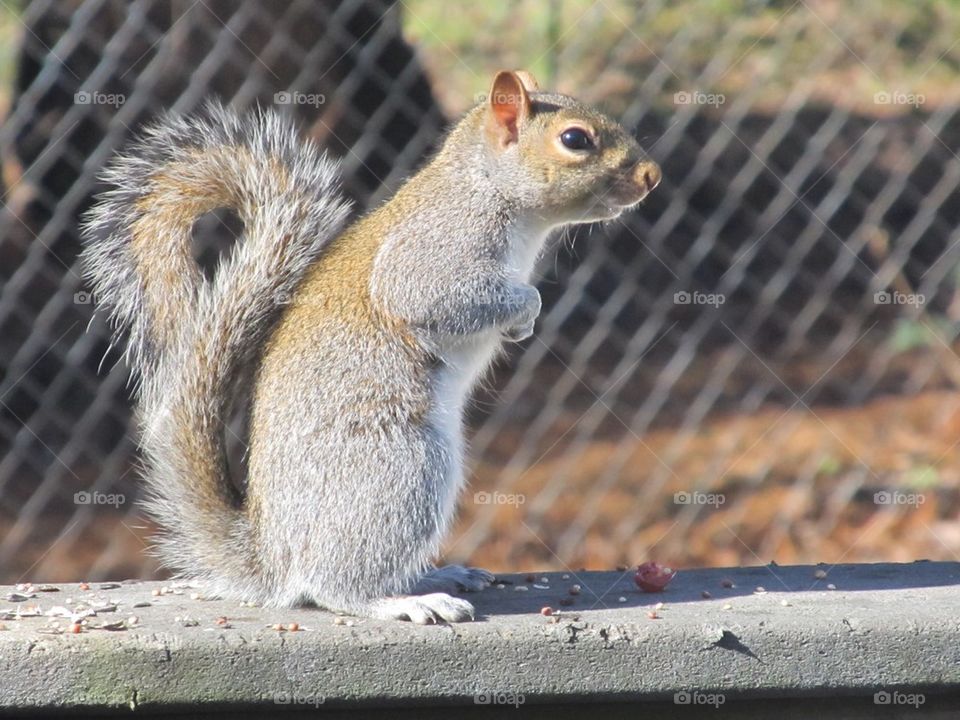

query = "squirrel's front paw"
502;285;540;342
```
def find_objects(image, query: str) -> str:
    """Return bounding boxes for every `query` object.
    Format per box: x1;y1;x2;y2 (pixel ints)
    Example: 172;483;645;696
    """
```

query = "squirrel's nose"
634;160;662;194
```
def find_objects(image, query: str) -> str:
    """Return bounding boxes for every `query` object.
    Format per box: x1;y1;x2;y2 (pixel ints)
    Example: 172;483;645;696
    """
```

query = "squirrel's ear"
513;71;540;92
486;70;532;148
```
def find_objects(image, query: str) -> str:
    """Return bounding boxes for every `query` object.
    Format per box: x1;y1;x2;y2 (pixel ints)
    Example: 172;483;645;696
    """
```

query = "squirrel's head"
477;70;661;226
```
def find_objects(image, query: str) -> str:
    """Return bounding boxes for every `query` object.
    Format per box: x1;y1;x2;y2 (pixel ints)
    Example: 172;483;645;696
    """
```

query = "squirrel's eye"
560;127;594;151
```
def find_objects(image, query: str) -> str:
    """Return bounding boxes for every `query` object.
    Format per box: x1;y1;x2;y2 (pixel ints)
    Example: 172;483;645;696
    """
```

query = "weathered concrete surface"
0;562;958;716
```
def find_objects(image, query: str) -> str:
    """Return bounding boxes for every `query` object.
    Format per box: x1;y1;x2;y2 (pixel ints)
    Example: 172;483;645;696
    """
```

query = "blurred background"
2;0;960;584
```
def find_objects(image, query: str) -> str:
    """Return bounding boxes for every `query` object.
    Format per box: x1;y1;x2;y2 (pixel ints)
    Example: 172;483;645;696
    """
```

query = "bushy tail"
81;102;351;594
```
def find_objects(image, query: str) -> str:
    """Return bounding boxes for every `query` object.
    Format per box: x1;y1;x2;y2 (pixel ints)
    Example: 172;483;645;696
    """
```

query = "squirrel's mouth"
570;162;663;223
599;189;648;216
581;197;636;223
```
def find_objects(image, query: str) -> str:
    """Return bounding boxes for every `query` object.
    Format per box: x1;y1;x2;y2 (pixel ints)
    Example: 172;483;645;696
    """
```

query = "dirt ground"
458;387;960;574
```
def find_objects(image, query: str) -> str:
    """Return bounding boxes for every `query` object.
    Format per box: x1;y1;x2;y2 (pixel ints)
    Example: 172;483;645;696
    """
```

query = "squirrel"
81;70;661;623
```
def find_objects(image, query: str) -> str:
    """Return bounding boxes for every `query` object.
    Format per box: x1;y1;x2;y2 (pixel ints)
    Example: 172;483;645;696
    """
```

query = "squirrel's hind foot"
365;593;475;624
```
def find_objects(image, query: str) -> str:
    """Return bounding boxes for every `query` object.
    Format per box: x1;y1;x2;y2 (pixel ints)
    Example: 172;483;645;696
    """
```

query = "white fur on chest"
423;220;552;523
506;216;551;279
426;329;500;519
428;218;551;440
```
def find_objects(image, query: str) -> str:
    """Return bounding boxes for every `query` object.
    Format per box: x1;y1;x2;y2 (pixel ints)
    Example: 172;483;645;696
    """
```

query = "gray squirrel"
81;70;661;623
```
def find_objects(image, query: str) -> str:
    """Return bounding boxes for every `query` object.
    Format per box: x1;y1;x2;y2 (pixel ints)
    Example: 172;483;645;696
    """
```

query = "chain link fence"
2;0;960;584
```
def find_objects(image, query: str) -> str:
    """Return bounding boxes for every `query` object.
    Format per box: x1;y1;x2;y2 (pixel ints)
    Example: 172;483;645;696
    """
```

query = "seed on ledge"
569;584;581;596
814;569;827;579
720;579;734;588
559;597;574;607
701;591;712;599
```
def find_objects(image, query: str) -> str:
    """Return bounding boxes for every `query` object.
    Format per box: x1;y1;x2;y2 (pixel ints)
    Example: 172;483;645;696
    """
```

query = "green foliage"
401;0;960;113
905;464;940;489
816;455;843;476
888;317;957;353
0;4;21;109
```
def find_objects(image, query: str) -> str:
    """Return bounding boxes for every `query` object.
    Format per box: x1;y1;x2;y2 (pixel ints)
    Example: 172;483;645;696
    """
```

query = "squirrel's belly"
429;330;502;435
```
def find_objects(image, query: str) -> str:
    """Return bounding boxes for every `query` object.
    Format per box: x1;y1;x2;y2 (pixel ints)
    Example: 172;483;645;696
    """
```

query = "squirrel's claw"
503;319;536;342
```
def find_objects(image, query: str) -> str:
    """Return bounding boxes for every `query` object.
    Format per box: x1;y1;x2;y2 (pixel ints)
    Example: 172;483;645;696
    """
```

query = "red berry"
634;562;676;593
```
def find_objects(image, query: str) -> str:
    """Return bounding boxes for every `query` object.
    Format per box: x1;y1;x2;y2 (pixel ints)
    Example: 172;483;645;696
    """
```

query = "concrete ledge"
1;562;959;717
